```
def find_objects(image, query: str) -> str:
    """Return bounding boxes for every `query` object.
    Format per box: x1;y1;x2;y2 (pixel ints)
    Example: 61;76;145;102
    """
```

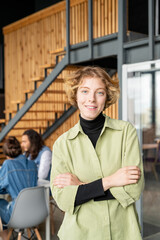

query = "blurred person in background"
0;136;37;240
21;129;52;180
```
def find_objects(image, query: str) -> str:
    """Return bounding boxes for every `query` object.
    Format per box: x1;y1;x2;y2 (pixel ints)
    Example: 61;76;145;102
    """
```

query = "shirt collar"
104;115;122;131
67;114;122;140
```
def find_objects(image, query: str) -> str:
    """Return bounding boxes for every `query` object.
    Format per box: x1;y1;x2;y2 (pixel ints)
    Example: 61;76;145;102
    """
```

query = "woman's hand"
53;173;84;188
102;166;141;191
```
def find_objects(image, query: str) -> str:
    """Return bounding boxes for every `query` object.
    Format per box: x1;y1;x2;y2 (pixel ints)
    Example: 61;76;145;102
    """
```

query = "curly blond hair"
64;66;120;109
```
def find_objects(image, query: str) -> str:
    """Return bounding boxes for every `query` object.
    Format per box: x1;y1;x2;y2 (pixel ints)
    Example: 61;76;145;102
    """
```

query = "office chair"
6;186;49;240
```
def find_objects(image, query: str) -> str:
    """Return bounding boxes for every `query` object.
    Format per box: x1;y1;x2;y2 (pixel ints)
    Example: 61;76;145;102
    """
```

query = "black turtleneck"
80;112;105;148
75;113;115;207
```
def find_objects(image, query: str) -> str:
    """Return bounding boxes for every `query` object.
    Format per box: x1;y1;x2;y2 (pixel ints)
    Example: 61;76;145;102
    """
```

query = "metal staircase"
0;56;76;141
0;0;76;143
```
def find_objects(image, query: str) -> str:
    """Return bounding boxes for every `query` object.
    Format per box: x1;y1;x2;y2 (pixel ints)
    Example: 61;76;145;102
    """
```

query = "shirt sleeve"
109;123;145;209
50;139;80;215
38;150;51;179
75;179;115;206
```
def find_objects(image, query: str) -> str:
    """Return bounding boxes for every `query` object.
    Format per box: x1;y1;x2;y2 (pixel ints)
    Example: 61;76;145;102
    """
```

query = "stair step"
18;118;55;122
54;78;64;83
11;100;68;105
50;48;65;55
65;65;81;71
0;119;5;124
39;63;55;69
35;100;69;104
3;110;13;114
13;126;48;130
5;110;64;113
29;76;44;82
0;154;6;159
29;77;64;83
28;110;64;113
24;89;65;94
11;100;22;104
39;64;80;72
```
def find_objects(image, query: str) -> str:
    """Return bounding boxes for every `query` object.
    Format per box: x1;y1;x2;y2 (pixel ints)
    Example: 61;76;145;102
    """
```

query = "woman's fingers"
111;166;142;187
53;173;71;186
129;170;141;178
124;166;141;174
125;167;141;183
53;173;82;188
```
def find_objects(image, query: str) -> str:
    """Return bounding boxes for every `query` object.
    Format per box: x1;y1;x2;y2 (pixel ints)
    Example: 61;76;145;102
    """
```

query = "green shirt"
50;115;144;240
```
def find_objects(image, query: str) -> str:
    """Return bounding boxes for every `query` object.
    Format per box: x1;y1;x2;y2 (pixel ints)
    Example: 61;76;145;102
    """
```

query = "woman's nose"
88;92;95;102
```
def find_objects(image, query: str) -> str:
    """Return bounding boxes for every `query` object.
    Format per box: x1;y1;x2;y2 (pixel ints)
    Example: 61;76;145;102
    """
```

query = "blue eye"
97;91;104;95
82;90;88;94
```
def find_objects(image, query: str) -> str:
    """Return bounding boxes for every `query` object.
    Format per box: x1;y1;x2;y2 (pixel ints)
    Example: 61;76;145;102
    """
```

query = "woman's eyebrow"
79;87;105;90
79;86;89;89
96;88;106;90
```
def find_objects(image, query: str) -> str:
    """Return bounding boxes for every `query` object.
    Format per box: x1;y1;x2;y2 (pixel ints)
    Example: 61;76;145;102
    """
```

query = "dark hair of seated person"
3;136;22;158
22;129;44;160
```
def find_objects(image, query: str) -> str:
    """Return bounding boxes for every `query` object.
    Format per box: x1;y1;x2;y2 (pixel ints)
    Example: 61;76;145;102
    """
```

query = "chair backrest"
7;186;49;229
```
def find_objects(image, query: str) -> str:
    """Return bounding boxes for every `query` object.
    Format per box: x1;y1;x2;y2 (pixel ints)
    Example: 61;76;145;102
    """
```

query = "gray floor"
143;163;160;239
39;205;64;240
143;233;160;240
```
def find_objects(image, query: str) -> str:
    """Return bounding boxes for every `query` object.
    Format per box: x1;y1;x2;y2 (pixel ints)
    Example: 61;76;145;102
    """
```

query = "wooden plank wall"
3;0;118;148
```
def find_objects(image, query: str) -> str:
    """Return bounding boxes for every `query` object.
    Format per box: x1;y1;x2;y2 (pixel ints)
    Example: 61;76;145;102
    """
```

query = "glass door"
122;60;160;240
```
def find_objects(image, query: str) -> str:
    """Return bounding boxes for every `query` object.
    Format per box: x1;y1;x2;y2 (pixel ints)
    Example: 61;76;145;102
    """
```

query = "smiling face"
76;77;107;120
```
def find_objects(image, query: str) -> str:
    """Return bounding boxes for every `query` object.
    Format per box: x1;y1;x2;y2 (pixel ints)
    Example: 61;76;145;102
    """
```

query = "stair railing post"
88;0;93;60
118;0;127;120
66;0;70;64
148;0;155;60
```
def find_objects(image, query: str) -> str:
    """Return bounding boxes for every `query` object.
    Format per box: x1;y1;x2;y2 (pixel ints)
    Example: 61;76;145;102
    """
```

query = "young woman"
0;136;37;239
21;129;52;180
50;66;144;240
